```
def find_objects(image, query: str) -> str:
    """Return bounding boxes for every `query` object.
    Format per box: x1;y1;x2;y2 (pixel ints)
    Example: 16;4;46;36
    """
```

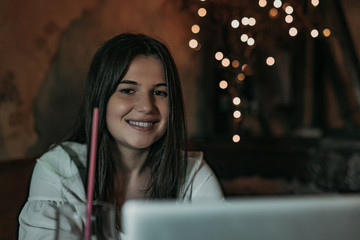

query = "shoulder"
185;151;214;183
182;151;224;200
36;142;87;176
28;142;87;200
186;151;204;173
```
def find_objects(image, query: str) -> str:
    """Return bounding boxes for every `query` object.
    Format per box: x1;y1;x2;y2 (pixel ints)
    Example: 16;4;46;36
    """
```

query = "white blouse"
18;142;223;239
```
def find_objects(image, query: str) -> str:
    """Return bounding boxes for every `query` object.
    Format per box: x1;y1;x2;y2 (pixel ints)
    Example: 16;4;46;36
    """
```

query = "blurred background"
1;1;360;237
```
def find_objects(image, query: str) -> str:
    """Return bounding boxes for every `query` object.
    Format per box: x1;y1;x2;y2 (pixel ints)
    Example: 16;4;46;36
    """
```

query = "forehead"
122;55;165;82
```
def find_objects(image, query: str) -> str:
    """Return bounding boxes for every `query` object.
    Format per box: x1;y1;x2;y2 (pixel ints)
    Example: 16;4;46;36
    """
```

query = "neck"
118;147;150;175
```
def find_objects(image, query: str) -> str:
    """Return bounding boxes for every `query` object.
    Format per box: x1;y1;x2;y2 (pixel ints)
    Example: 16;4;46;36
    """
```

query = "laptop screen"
122;195;360;240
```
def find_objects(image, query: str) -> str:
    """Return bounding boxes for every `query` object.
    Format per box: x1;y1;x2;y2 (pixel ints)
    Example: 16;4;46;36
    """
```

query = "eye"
154;90;168;97
119;88;135;94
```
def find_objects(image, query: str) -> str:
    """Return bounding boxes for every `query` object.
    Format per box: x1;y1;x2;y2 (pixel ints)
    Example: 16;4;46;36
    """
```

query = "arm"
18;143;86;240
18;159;63;240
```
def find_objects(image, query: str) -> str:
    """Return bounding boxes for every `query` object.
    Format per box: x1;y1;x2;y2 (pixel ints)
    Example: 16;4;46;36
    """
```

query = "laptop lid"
122;195;360;240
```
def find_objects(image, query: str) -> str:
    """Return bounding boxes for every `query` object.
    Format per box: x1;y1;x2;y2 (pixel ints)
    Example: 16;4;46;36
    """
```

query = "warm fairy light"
219;80;228;89
311;29;319;38
285;5;294;14
248;17;256;26
233;110;242;118
231;19;240;28
311;0;319;7
233;97;241;105
221;58;231;67
247;38;255;46
215;51;224;60
232;60;240;68
241;17;249;26
241;64;248;72
232;134;240;143
240;34;248;42
266;56;275;66
237;73;245;81
189;39;198;48
191;24;200;34
323;28;331;37
273;0;282;8
289;27;298;36
269;8;278;18
198;8;207;17
285;15;293;23
258;0;267;7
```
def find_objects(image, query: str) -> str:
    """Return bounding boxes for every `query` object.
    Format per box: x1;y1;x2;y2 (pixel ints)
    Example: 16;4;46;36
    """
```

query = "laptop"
122;195;360;240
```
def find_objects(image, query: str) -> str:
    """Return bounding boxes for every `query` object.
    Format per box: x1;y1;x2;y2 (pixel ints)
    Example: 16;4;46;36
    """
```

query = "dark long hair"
67;33;188;227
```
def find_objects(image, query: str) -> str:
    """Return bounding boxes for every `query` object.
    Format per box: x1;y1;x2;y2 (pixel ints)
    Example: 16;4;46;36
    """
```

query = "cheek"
159;101;169;120
107;98;131;118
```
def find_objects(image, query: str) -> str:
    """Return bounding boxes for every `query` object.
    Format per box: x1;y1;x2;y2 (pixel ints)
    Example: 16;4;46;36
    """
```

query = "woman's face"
106;55;169;152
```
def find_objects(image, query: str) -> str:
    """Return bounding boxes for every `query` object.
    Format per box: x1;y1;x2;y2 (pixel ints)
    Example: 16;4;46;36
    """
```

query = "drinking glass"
56;201;117;240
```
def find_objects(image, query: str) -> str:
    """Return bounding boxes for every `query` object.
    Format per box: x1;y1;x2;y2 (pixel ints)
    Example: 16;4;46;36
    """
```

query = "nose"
135;92;155;113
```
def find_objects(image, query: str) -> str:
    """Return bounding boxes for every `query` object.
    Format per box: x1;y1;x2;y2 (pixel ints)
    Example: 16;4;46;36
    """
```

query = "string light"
187;0;327;142
233;110;242;118
240;34;249;42
191;24;200;34
323;28;331;37
289;27;298;36
198;8;207;17
266;56;275;66
189;39;198;48
241;17;249;25
231;19;240;28
285;5;294;14
269;8;278;18
273;0;282;8
232;60;240;68
237;73;245;81
215;51;224;60
233;97;241;105
249;17;256;26
221;58;231;67
258;0;267;7
232;134;241;143
247;38;255;46
241;64;249;72
285;15;293;23
311;29;319;38
311;0;320;7
219;80;228;89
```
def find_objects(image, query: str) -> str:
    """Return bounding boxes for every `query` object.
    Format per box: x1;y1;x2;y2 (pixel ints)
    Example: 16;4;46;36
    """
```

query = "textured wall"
0;0;201;160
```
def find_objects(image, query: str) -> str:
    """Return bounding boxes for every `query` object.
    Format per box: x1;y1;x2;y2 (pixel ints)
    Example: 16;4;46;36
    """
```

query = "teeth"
129;121;153;127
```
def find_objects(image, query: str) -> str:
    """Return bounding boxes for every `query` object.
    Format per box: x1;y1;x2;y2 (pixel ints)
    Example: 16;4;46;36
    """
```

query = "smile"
128;120;154;127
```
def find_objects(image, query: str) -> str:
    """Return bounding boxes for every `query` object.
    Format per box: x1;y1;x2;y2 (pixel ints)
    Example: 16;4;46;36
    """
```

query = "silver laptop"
122;195;360;240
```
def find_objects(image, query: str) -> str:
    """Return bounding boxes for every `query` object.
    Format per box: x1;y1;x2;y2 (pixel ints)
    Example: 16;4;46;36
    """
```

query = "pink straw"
84;107;99;240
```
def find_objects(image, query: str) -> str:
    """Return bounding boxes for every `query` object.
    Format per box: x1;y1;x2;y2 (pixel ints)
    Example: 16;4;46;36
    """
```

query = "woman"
18;33;223;239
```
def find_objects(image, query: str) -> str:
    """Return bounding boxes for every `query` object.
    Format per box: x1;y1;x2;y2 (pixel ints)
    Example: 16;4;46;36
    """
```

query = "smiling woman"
18;33;223;239
106;56;169;153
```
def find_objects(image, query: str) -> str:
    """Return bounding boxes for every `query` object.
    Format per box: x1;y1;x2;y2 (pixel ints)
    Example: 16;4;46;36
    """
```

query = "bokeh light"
289;27;298;36
215;51;224;60
266;56;275;66
189;39;198;48
191;24;200;34
233;97;241;105
233;134;241;143
198;8;207;17
219;80;228;89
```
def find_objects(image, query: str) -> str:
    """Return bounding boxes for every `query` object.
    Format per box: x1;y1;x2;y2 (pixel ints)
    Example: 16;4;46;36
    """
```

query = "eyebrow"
119;80;167;87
